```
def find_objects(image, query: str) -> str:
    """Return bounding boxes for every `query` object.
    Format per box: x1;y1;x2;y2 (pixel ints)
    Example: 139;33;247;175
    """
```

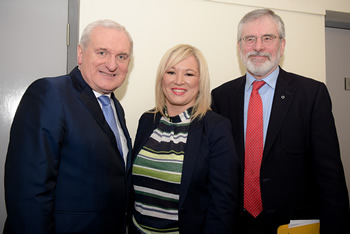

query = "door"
325;26;350;199
0;0;71;230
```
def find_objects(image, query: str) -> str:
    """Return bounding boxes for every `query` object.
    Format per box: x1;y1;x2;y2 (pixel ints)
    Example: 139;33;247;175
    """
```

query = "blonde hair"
153;44;211;120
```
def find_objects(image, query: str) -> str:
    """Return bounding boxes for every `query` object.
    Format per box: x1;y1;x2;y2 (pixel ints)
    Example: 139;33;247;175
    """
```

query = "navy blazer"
211;67;350;233
131;110;239;233
4;67;132;234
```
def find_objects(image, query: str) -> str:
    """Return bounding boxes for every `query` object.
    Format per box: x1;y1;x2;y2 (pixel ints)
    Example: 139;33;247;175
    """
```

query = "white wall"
325;0;350;12
80;0;330;140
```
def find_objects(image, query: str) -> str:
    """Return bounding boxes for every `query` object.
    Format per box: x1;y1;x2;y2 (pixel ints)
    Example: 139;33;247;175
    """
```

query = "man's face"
77;26;131;94
238;15;285;79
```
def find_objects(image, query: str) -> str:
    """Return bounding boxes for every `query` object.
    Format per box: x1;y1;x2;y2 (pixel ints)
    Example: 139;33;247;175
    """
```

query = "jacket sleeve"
311;83;350;233
4;78;64;234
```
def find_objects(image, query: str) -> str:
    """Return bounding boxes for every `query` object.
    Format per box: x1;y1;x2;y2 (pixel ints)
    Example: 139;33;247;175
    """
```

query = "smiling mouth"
248;55;271;64
172;88;186;94
100;71;116;77
250;55;268;59
248;52;271;60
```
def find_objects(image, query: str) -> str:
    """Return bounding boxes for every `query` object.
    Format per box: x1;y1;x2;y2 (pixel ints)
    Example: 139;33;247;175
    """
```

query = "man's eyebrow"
117;52;130;57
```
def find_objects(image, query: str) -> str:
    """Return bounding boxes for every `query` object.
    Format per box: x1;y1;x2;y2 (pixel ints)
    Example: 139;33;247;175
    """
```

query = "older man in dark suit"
4;19;133;233
211;8;350;234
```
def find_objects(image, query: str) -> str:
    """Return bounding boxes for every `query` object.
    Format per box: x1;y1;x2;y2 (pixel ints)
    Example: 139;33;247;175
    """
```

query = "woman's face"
162;55;200;116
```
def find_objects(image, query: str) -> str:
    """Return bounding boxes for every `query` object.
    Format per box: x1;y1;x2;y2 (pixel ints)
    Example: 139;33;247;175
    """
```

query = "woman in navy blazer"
129;44;239;234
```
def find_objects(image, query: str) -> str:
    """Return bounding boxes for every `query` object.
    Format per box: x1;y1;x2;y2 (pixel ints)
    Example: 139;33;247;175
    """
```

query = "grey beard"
241;51;280;77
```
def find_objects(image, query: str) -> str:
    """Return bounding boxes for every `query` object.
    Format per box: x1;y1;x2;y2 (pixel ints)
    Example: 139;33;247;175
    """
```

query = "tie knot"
252;81;265;91
98;95;111;106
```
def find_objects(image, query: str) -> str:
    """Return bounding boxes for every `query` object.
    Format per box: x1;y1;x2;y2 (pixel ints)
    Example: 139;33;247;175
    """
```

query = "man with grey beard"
211;8;349;234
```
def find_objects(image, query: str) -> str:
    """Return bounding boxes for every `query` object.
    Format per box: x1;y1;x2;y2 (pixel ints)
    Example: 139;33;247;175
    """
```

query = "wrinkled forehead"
89;27;131;53
241;16;279;37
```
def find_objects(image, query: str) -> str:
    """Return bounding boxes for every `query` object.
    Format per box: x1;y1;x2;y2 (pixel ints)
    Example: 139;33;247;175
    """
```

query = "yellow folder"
277;222;320;234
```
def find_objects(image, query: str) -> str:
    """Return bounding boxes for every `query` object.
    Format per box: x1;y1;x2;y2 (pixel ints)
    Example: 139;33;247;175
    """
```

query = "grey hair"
237;8;285;41
79;19;133;55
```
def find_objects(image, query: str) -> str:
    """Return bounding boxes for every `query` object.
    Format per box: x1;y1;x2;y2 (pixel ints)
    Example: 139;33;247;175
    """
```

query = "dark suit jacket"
130;110;239;234
4;67;132;234
211;67;350;233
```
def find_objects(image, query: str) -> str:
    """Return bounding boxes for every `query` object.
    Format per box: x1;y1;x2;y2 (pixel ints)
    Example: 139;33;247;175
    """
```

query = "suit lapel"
179;118;203;207
79;86;118;149
132;113;160;165
263;69;295;160
111;93;133;171
69;67;122;162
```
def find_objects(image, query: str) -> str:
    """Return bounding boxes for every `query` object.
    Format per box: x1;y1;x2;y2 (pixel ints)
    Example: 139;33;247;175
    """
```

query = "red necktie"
244;80;265;218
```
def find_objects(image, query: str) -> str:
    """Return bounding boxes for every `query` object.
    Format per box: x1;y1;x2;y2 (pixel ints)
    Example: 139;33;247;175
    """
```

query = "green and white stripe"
132;109;192;233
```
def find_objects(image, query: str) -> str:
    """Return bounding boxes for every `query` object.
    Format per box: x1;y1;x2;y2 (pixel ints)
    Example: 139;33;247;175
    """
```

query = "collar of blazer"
69;66;132;170
132;111;206;208
260;68;296;162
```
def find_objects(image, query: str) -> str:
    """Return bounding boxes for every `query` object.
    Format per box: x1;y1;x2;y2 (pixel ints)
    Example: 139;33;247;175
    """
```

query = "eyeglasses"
240;35;281;46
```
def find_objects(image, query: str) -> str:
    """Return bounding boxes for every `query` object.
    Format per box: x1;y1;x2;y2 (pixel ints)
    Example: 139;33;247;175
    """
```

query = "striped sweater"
132;109;191;233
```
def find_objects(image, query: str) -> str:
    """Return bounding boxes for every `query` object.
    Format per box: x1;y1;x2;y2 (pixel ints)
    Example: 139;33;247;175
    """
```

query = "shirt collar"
93;90;111;99
246;66;279;91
